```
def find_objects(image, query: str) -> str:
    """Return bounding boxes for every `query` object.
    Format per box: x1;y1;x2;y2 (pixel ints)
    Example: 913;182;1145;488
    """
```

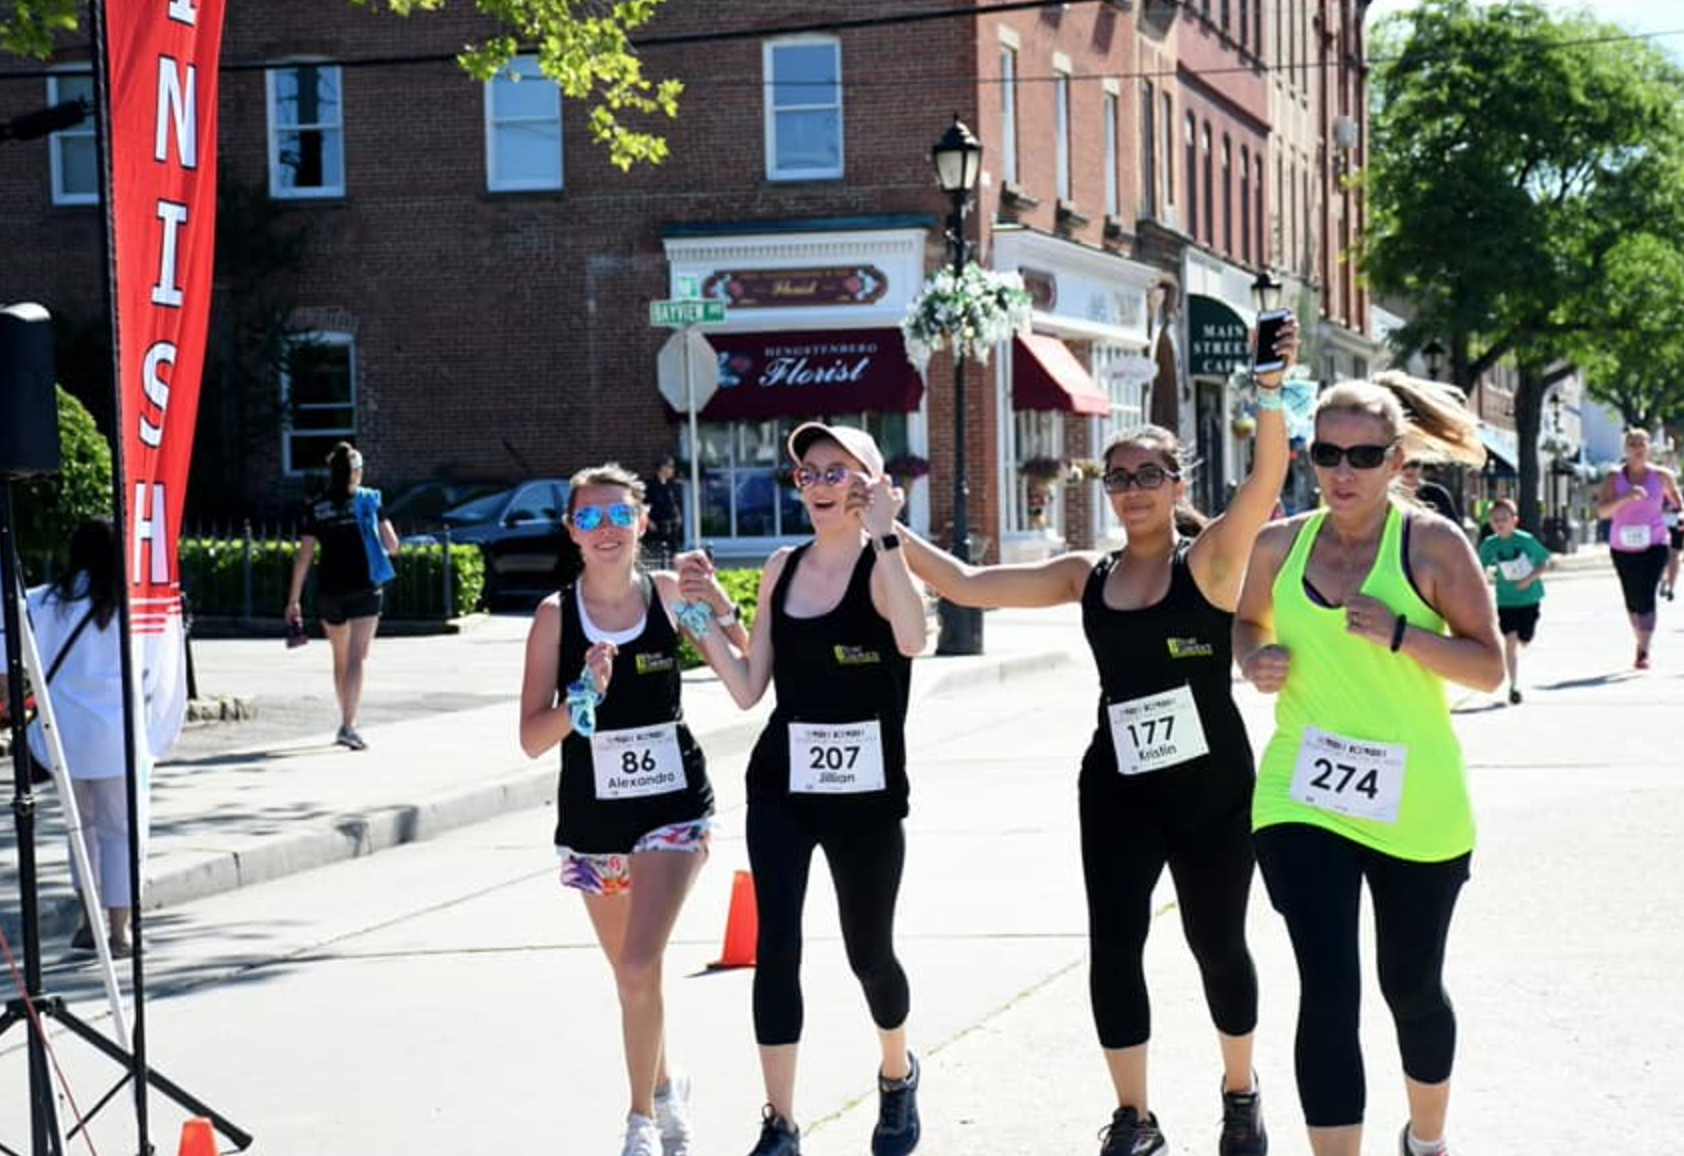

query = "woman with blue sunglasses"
518;462;746;1156
679;422;928;1156
894;319;1298;1156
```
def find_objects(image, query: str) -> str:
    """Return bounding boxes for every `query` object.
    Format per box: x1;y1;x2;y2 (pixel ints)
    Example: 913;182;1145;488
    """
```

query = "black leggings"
746;800;910;1047
1611;545;1668;616
1080;788;1259;1049
1254;823;1470;1128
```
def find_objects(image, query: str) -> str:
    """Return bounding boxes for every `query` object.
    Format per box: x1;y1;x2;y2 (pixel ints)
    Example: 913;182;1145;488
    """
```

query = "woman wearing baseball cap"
681;421;929;1156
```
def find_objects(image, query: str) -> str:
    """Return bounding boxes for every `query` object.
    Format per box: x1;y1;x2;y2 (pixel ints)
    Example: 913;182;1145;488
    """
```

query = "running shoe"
1398;1123;1450;1156
1219;1079;1267;1156
1636;650;1652;670
336;724;368;750
654;1073;694;1156
871;1053;921;1156
69;922;97;954
620;1113;660;1156
1099;1107;1166;1155
1508;687;1522;705
745;1106;800;1156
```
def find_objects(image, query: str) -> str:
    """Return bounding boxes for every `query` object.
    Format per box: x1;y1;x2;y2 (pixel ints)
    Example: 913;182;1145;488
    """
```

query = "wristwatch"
715;603;741;627
873;532;902;553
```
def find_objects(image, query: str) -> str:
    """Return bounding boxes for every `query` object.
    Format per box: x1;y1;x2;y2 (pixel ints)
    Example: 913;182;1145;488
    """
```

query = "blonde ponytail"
1317;373;1486;469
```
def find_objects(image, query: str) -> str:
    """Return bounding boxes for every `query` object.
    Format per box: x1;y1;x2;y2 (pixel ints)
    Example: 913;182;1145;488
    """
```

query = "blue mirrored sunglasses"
571;503;638;532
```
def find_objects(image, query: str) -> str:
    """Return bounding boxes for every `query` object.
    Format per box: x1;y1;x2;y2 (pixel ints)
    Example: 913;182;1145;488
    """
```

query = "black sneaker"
1508;686;1522;705
746;1106;799;1156
1099;1107;1166;1156
1219;1080;1267;1156
1399;1123;1450;1156
872;1053;921;1156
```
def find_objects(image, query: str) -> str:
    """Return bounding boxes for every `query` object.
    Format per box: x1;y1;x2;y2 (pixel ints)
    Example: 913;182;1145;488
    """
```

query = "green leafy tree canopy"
18;386;114;570
4;0;679;170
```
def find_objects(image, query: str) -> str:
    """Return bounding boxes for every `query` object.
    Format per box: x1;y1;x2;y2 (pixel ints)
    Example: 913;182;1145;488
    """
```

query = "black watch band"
873;532;902;553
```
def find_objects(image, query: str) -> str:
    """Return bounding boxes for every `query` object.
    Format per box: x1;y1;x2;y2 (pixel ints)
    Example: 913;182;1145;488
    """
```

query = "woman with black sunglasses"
517;462;745;1156
891;318;1298;1156
1233;375;1503;1156
678;422;928;1156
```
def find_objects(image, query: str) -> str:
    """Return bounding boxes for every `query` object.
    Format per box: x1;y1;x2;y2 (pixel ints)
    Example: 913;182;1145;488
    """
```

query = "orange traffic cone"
708;869;758;970
177;1117;217;1156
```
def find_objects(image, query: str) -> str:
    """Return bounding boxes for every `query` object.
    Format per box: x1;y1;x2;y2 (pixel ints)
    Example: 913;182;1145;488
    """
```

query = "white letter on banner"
155;58;197;169
150;201;189;308
132;482;171;586
167;0;198;25
139;342;176;448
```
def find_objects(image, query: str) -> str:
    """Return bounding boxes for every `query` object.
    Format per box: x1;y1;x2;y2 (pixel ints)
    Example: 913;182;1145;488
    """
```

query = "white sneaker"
653;1074;694;1156
620;1113;661;1156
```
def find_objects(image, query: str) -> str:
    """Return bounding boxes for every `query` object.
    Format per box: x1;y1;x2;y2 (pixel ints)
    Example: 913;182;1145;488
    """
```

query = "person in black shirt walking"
680;422;928;1156
898;320;1297;1156
646;455;684;565
286;442;399;750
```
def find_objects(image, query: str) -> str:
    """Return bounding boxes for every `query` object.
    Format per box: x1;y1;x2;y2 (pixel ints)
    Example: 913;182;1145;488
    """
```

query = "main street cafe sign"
1188;294;1251;377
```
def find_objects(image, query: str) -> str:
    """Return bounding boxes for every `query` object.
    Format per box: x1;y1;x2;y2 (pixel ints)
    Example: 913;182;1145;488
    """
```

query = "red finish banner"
103;0;226;754
105;0;225;636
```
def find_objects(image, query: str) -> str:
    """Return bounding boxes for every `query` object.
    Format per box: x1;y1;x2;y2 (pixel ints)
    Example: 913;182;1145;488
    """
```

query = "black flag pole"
86;3;154;1145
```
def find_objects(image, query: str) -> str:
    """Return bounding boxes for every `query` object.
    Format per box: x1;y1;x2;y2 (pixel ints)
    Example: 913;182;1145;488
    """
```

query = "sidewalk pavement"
1;604;1085;942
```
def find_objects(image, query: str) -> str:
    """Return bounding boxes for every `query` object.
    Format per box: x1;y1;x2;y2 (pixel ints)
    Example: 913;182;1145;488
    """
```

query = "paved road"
1;567;1679;1154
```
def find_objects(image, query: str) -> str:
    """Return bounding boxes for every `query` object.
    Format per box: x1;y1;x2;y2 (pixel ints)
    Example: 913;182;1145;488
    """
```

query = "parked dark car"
425;479;579;602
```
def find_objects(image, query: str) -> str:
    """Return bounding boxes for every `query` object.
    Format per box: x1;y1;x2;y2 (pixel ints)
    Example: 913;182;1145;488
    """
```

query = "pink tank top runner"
1610;468;1666;553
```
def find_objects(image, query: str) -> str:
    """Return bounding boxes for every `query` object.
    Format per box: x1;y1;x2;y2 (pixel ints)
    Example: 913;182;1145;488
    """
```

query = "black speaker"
0;302;60;479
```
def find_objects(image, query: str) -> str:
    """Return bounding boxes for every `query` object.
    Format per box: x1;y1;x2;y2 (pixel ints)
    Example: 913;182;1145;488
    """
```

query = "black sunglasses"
1102;464;1180;493
1309;441;1397;470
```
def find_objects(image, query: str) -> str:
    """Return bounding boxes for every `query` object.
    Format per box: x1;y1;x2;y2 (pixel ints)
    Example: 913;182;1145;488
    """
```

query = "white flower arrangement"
901;263;1033;375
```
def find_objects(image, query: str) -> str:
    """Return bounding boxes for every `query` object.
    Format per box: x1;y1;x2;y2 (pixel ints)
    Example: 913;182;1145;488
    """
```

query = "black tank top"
554;572;713;853
1078;541;1254;812
746;542;913;819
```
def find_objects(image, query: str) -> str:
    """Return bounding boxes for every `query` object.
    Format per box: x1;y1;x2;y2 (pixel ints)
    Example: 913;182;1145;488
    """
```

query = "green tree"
1364;0;1684;529
3;0;679;170
1574;232;1684;432
16;386;114;572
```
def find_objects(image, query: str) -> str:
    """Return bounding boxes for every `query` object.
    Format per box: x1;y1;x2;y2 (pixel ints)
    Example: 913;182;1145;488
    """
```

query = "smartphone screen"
1254;309;1290;375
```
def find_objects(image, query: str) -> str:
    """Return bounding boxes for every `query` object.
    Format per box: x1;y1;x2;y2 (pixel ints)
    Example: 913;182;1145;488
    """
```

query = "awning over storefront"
1479;424;1519;474
1013;332;1110;416
667;329;923;421
1188;294;1253;379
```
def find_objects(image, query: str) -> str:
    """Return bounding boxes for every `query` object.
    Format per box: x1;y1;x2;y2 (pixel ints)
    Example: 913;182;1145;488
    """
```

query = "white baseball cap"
786;421;885;478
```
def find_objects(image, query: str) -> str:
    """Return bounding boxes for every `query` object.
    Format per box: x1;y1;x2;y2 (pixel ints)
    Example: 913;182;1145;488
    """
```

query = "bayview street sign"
650;299;727;327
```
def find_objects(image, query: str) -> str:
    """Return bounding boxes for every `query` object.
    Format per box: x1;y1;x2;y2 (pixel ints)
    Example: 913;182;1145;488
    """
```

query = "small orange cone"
708;869;758;970
177;1117;217;1156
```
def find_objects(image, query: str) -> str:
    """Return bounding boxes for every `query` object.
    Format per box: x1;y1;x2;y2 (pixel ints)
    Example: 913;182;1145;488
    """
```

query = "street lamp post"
1422;338;1447;383
932;116;985;656
1250;269;1284;313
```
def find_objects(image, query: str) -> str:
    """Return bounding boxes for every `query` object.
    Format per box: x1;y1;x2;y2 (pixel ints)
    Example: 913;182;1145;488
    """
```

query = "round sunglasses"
1309;441;1398;470
571;503;638;532
1102;464;1180;493
793;464;858;490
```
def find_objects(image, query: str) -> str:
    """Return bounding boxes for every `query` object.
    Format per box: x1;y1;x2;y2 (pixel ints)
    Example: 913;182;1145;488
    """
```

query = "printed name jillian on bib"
789;720;886;794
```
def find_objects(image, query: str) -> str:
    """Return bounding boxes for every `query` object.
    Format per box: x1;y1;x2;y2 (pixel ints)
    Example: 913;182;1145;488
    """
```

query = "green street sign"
650;299;727;327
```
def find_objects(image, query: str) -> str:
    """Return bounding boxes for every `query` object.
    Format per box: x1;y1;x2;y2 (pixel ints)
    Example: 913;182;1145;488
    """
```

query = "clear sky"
1367;1;1684;60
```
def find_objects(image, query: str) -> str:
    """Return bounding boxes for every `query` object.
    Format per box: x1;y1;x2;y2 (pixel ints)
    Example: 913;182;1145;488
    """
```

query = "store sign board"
702;266;888;308
1188;294;1251;377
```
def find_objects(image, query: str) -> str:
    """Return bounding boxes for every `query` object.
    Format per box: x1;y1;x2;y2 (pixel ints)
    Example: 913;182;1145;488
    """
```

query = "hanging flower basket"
884;453;932;486
901;262;1033;376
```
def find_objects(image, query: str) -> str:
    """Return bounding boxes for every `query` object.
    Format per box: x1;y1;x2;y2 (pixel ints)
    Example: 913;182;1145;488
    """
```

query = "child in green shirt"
1476;498;1554;704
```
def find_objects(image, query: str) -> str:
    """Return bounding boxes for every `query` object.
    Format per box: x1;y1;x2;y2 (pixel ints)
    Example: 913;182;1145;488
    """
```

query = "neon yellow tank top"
1253;505;1475;861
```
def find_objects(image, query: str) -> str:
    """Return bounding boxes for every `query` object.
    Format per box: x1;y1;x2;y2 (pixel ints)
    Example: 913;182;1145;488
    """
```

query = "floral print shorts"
556;819;712;897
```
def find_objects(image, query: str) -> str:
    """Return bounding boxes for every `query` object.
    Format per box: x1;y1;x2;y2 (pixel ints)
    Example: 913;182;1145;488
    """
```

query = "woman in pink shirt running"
1596;429;1681;668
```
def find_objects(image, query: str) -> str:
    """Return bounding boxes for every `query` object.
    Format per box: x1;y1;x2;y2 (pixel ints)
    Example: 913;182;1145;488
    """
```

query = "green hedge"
677;568;761;670
178;538;485;620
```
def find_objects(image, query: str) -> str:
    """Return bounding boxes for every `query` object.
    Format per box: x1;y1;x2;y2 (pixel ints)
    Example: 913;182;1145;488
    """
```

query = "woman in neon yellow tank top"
1233;375;1504;1156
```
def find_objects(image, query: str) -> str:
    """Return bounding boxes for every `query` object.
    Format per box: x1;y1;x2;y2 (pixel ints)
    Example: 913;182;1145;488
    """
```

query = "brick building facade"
0;0;1373;562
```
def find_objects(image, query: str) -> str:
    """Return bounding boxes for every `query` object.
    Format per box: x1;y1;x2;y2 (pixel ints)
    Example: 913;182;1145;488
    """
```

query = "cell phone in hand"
1253;309;1291;375
285;617;308;649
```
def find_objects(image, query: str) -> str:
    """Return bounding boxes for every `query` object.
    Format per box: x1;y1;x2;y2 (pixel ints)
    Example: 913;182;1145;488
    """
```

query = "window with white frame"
686;413;908;539
764;38;843;181
1011;410;1066;534
47;70;97;205
485;55;562;191
1104;90;1120;218
267;63;344;198
1054;69;1072;202
1094;345;1151;539
1000;46;1019;185
281;333;356;475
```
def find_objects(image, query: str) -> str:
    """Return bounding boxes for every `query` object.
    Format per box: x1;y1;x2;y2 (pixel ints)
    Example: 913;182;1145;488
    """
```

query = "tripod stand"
1;479;251;1155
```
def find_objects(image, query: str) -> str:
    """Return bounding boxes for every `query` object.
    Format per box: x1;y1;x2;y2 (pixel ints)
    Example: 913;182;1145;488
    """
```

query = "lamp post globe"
932;115;985;655
1250;269;1284;313
1422;338;1447;382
